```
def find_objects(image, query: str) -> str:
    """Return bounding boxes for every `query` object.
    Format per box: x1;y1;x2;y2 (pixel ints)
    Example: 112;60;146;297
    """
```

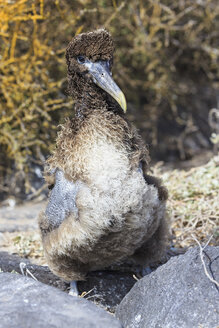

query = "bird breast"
47;136;160;235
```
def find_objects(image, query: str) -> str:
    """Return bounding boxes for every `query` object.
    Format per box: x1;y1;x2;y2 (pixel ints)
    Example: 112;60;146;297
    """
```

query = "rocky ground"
0;273;122;328
0;247;218;327
116;246;219;328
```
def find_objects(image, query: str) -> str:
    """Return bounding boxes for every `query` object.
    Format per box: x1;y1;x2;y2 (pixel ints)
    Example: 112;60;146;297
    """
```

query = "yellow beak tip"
118;91;127;113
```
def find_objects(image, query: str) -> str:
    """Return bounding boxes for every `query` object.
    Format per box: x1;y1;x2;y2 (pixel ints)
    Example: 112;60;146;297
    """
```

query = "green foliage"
0;0;218;197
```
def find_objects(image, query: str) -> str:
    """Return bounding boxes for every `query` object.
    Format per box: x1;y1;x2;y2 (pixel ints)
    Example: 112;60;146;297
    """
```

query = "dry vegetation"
2;230;44;265
158;155;219;248
0;0;219;199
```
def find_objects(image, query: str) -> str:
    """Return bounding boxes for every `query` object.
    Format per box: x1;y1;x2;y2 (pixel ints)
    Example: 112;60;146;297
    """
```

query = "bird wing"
45;169;79;230
143;173;168;201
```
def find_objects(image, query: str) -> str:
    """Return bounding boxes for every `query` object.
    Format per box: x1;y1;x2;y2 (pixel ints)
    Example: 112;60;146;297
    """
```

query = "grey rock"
79;270;136;312
0;201;44;232
0;252;68;291
0;272;122;328
116;246;219;328
0;252;136;312
0;251;30;270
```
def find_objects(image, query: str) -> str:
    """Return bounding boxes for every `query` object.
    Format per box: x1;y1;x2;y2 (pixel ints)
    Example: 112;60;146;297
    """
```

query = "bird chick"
38;29;168;291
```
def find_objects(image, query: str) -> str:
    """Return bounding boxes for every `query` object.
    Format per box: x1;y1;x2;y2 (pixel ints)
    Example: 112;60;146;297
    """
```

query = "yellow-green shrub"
0;0;218;198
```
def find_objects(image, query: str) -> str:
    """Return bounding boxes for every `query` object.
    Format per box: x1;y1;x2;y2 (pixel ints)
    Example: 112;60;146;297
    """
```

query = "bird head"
66;29;127;112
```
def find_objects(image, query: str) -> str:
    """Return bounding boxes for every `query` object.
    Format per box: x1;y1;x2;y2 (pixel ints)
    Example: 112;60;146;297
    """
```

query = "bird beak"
85;61;127;112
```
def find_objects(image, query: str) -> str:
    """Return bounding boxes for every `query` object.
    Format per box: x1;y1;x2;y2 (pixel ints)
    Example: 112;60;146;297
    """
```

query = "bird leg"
69;280;79;297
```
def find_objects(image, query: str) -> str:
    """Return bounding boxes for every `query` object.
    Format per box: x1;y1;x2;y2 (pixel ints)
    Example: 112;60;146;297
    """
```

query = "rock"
0;201;45;232
0;272;122;328
0;252;68;291
0;251;136;312
116;246;219;328
0;251;30;270
79;270;136;312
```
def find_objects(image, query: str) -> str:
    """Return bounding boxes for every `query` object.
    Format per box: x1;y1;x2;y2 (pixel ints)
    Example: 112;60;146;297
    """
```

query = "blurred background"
0;0;218;202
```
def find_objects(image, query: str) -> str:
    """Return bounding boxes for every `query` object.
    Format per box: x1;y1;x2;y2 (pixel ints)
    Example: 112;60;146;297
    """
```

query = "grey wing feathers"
45;169;79;229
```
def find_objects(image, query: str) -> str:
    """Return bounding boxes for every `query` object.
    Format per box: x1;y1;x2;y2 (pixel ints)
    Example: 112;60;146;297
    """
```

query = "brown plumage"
38;29;168;282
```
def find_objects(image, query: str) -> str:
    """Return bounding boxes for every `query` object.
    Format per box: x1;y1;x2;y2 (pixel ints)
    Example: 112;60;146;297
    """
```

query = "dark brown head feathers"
66;28;114;63
65;28;117;111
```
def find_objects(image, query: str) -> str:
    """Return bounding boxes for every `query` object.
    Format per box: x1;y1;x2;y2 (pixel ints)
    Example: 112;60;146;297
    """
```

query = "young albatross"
38;29;168;295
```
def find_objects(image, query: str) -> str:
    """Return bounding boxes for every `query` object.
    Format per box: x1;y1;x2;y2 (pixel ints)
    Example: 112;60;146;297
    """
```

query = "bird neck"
75;90;123;117
69;75;123;118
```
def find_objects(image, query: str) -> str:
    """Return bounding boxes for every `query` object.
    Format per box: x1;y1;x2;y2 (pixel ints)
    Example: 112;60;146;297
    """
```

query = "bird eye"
77;56;85;64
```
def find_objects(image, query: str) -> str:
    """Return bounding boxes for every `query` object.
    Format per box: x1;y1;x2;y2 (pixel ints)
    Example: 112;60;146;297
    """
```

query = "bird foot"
69;280;79;297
